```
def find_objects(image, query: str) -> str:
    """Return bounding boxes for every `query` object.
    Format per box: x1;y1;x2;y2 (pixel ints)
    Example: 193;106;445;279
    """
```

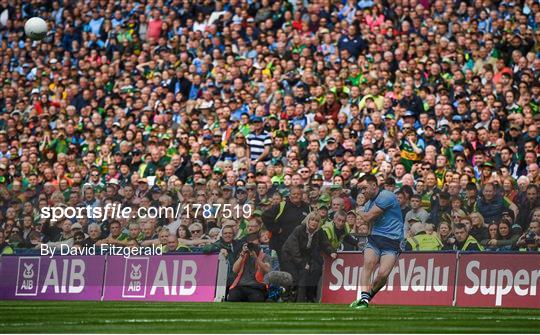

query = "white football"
24;17;48;40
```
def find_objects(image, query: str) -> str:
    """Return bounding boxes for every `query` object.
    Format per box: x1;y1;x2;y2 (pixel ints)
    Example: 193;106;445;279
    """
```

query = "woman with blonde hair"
281;211;337;302
469;212;485;228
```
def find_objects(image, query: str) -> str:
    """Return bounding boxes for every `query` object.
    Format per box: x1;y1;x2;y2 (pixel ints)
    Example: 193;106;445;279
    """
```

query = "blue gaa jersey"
364;189;404;240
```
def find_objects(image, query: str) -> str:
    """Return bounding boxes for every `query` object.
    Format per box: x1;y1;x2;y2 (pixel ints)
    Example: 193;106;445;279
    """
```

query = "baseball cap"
481;162;495;169
317;202;329;209
107;178;119;186
250;115;263;123
71;223;83;230
319;193;331;203
509;124;522;131
453;144;464;152
403;110;416;117
436;126;449;134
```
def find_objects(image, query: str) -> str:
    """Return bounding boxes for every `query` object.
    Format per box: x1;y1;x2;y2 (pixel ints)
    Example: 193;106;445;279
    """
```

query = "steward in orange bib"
227;233;271;302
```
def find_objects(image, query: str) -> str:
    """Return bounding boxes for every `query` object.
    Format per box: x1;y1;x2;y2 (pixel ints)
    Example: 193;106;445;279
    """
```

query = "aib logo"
130;264;142;280
122;258;148;298
23;263;34;278
16;257;40;296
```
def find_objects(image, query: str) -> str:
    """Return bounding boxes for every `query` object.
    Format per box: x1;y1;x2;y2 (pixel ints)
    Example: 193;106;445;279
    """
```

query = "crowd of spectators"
0;0;540;300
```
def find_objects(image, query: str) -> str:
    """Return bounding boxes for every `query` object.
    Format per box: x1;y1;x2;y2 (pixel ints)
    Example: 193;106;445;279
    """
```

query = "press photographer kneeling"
227;233;271;302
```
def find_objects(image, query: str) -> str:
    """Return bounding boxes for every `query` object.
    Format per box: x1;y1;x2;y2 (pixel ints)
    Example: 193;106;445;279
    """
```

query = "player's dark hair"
359;173;378;185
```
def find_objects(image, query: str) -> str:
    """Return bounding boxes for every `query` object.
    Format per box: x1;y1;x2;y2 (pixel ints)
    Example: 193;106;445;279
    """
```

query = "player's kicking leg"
350;235;400;309
349;247;379;309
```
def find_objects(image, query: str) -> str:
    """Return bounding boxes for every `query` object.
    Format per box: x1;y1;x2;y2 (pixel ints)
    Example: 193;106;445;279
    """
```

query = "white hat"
107;178;119;186
199;101;213;110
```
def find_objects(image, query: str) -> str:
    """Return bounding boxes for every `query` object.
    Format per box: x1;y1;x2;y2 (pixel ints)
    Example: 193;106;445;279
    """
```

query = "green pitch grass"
0;301;538;333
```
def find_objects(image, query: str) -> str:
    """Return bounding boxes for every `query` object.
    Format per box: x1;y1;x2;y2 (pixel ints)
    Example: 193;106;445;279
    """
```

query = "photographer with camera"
515;221;540;252
227;233;271;302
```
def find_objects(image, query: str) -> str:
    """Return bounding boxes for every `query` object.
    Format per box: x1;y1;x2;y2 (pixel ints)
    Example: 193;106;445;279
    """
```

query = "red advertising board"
455;253;540;308
321;252;457;306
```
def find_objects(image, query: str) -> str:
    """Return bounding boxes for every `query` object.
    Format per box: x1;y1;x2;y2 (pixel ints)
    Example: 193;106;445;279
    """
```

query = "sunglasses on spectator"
190;229;202;234
456;159;465;162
